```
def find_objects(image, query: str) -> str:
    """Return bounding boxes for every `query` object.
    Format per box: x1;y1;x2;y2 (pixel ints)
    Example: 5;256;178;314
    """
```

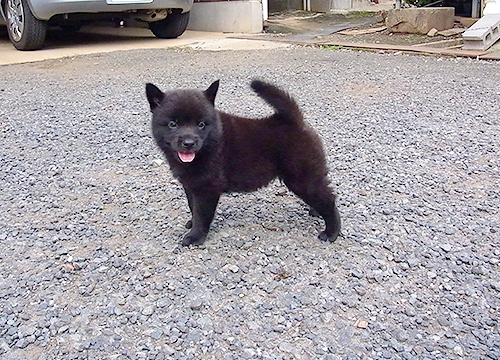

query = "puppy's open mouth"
178;151;196;163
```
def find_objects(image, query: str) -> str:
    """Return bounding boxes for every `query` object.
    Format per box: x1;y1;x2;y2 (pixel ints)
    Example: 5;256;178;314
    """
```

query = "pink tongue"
178;152;196;163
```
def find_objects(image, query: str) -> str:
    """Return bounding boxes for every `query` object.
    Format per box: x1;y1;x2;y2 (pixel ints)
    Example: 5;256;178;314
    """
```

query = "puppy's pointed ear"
204;80;219;105
146;83;165;111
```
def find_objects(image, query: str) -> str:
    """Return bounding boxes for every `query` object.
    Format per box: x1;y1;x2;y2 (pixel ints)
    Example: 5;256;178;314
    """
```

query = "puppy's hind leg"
318;197;341;242
284;179;341;242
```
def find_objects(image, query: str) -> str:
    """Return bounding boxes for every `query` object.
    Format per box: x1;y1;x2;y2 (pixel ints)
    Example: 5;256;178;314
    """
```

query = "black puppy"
146;80;341;246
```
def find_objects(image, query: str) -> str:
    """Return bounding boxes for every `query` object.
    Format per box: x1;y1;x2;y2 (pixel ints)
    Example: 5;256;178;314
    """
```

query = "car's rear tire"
149;10;189;39
5;0;47;50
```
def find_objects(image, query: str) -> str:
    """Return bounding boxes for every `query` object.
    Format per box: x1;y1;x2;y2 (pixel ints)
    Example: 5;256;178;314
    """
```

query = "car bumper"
26;0;194;20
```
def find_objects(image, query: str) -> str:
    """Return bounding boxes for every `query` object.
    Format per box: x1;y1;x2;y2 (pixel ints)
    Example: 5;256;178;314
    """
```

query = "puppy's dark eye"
198;121;206;130
168;121;177;129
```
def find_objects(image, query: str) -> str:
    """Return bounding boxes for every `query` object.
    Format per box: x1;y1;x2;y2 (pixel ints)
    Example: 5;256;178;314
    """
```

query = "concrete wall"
310;0;371;11
334;0;371;8
269;0;303;12
188;1;264;33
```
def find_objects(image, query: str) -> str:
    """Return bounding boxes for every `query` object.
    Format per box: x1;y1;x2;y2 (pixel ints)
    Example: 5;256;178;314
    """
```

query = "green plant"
345;11;377;19
322;44;342;50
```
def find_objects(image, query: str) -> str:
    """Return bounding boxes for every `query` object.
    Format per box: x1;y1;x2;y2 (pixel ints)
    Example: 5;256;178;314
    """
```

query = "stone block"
385;8;455;34
462;14;500;50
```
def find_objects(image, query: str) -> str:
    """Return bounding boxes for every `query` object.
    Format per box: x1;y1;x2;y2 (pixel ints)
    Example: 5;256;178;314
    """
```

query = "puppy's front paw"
181;231;207;246
319;231;339;242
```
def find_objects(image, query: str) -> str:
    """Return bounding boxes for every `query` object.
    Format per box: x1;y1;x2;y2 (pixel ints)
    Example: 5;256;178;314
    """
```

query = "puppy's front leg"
184;187;194;229
182;191;221;246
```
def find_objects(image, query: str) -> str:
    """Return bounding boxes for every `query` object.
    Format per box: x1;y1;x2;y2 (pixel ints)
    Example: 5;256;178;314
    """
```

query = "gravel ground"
0;46;499;360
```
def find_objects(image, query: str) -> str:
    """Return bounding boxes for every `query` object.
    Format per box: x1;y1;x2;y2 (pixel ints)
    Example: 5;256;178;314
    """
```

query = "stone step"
462;14;500;50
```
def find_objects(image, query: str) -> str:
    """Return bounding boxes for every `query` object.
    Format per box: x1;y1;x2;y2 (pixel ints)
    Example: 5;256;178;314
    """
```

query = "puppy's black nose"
182;138;195;150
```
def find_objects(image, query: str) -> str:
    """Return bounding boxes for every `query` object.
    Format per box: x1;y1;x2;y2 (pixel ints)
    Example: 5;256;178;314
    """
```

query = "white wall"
187;1;264;33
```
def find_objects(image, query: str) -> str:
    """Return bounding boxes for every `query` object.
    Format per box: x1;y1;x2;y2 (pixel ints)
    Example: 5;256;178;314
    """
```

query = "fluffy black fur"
146;80;341;246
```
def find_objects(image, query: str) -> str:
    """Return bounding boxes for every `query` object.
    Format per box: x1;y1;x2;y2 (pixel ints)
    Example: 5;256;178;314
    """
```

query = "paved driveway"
0;25;287;65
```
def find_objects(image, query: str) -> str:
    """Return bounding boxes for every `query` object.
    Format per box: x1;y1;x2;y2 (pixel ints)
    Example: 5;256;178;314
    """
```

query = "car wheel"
5;0;47;50
149;10;189;39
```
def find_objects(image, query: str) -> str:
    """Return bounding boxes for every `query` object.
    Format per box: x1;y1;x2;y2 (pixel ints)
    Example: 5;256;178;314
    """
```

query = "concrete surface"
0;25;288;66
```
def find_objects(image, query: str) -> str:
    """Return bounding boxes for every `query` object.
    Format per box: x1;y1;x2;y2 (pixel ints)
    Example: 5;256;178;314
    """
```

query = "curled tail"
251;80;303;124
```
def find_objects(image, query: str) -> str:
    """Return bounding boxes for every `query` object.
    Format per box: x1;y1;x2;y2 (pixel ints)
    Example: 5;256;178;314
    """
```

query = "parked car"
0;0;193;50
